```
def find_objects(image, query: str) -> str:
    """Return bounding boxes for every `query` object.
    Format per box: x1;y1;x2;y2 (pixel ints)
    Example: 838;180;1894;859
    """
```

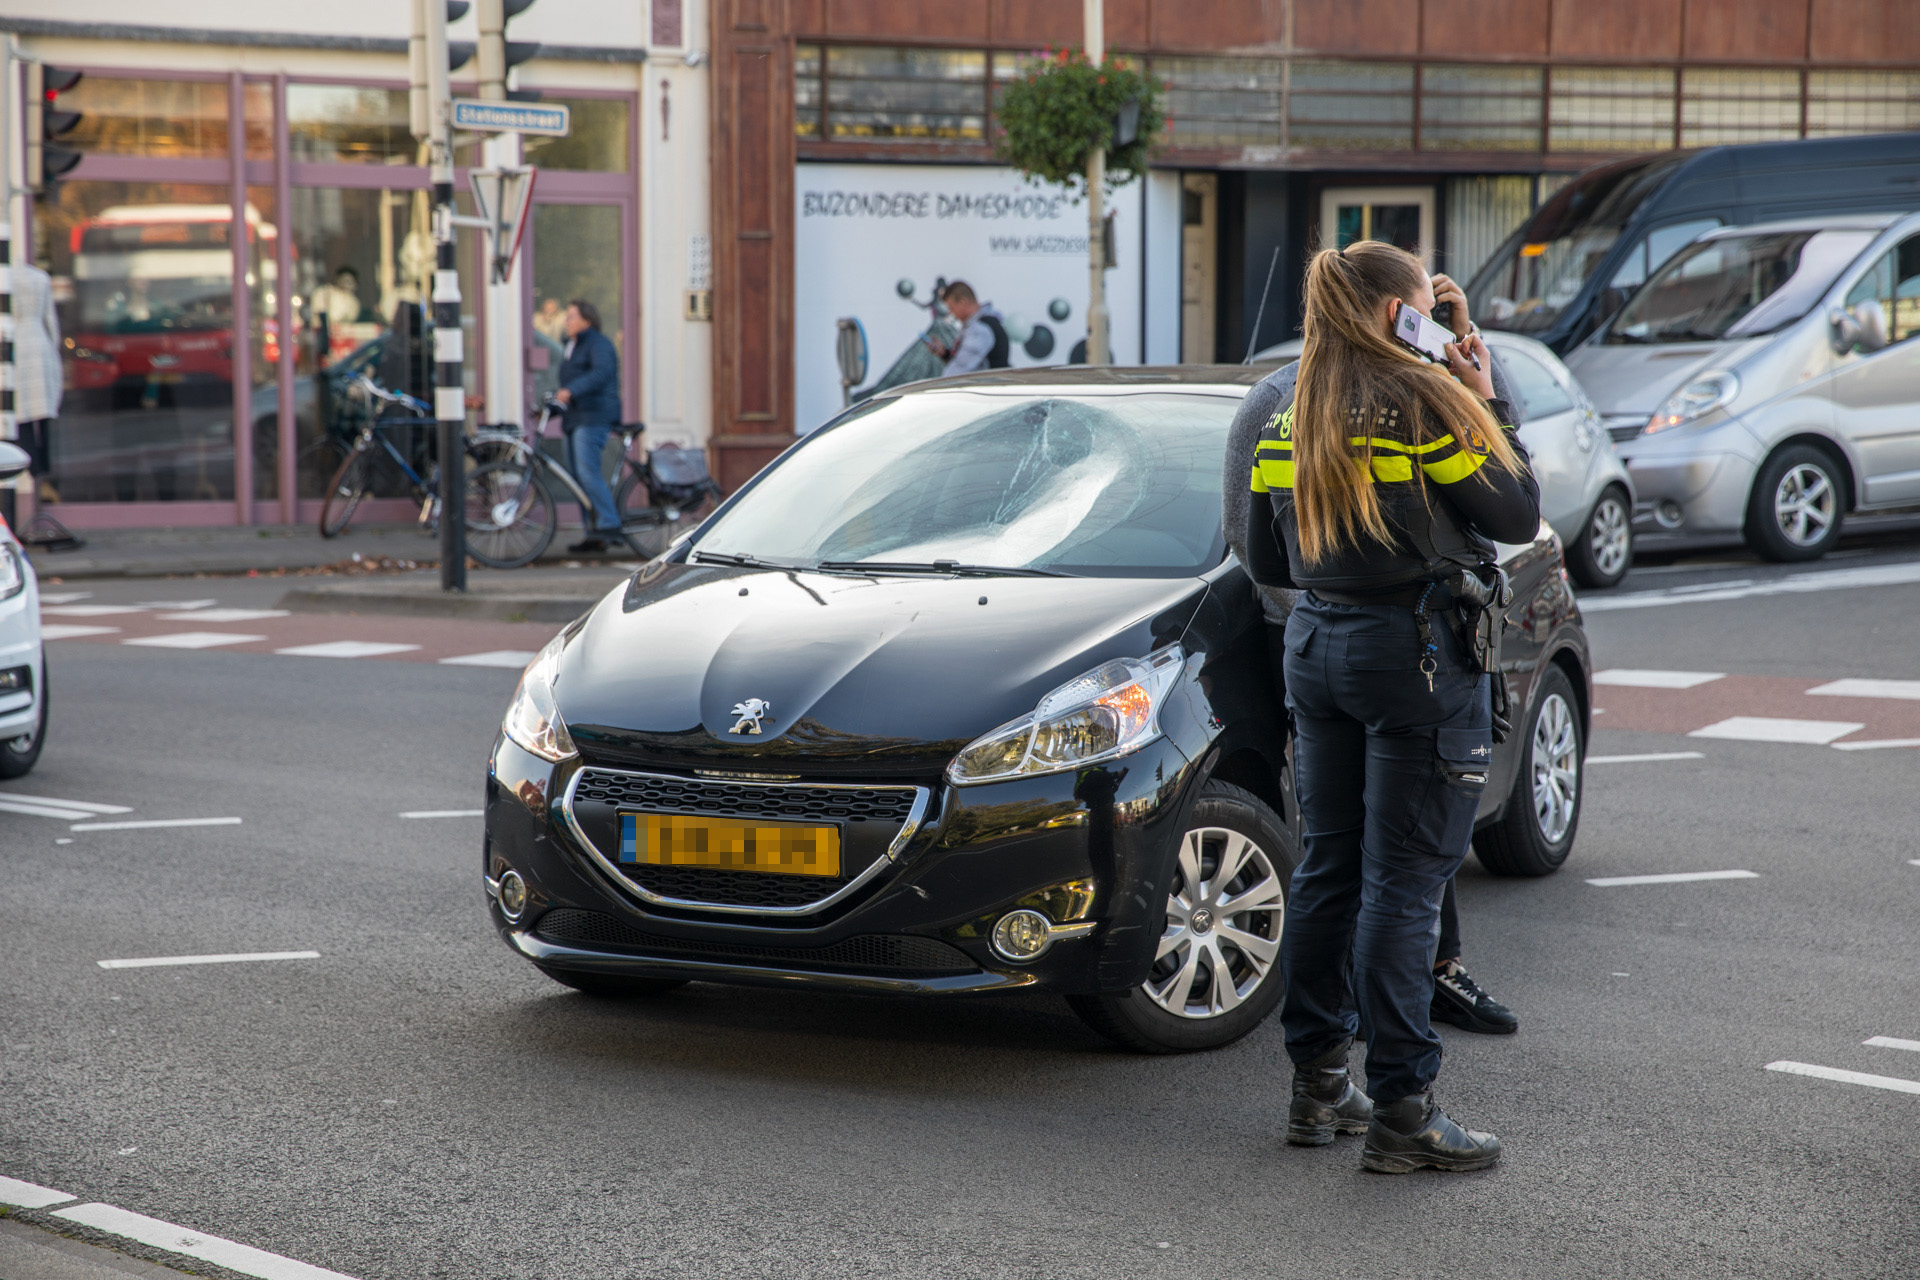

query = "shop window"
1153;57;1283;149
1807;71;1920;137
35;181;241;503
1680;68;1800;147
796;44;823;139
288;85;420;165
1549;67;1677;152
825;47;987;142
1289;62;1414;151
61;78;235;160
521;97;631;172
1421;66;1543;152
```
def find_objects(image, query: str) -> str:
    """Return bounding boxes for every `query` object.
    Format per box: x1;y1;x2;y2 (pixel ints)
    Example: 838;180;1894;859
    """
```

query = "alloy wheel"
1588;495;1631;579
1143;826;1284;1019
1773;463;1836;548
1530;692;1580;845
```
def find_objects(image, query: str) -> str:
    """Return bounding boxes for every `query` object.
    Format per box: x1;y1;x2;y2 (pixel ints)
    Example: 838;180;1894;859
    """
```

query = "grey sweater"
1221;351;1521;624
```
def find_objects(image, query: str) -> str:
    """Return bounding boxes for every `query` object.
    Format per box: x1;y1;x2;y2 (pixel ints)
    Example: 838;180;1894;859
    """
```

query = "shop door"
1320;186;1436;269
1181;173;1218;364
523;202;630;516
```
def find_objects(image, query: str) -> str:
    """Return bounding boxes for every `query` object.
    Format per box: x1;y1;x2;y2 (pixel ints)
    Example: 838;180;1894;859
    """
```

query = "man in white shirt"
937;281;1009;376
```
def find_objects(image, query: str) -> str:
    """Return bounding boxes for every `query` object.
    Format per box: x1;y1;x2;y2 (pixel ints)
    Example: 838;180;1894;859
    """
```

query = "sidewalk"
276;564;630;622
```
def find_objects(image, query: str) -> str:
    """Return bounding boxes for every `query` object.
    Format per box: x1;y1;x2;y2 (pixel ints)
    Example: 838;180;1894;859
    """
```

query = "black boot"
1362;1091;1501;1173
1286;1040;1374;1147
1431;959;1519;1035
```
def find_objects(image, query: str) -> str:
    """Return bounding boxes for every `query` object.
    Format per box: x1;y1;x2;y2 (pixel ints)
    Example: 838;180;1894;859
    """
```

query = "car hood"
1563;337;1767;416
553;563;1208;775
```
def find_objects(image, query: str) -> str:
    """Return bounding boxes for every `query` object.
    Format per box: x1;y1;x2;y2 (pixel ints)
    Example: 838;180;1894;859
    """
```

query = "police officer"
1243;241;1539;1173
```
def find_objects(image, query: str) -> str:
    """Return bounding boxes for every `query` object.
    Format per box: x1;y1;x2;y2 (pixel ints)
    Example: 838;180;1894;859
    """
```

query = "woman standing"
1243;241;1540;1173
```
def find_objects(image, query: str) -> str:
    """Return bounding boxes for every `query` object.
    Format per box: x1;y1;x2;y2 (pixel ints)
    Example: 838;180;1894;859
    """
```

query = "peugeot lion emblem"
729;698;772;736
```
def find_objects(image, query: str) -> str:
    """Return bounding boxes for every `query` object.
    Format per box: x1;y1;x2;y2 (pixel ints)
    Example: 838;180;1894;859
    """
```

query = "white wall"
1142;169;1182;365
639;0;712;448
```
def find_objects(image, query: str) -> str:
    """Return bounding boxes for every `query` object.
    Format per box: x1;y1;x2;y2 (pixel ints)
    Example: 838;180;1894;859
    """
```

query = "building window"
522;97;632;171
1681;68;1800;146
1549;67;1677;152
795;44;823;139
824;46;987;142
1445;175;1535;282
1421;65;1543;152
1154;57;1283;149
1807;70;1920;136
288;85;420;165
1289;61;1414;151
61;77;271;160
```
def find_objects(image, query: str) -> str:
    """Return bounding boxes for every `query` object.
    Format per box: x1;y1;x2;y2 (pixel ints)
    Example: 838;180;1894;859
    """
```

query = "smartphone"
1393;303;1455;364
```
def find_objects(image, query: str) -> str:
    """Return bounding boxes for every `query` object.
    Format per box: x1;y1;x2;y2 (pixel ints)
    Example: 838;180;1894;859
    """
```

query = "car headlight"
503;633;577;763
1646;371;1739;434
948;647;1185;785
0;544;23;602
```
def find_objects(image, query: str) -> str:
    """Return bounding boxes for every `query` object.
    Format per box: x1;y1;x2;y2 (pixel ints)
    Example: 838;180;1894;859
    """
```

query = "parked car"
1565;213;1920;562
1467;132;1920;355
482;368;1591;1053
0;443;47;778
1254;332;1635;588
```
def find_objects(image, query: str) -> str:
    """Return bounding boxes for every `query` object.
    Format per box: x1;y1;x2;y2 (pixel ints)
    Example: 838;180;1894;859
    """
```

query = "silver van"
1566;213;1920;561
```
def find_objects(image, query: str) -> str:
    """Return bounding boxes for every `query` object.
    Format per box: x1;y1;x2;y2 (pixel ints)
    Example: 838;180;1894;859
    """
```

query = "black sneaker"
1362;1092;1501;1174
1431;960;1518;1035
1286;1040;1373;1147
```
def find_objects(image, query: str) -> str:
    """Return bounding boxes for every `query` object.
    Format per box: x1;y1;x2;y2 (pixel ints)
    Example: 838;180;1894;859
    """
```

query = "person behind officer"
1244;240;1539;1173
553;299;624;553
936;281;1009;374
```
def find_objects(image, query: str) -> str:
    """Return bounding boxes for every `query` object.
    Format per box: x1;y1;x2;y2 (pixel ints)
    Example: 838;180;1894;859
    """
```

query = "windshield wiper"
690;549;769;569
815;559;1068;578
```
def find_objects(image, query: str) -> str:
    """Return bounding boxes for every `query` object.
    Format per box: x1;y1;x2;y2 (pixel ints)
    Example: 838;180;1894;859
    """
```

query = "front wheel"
1068;780;1294;1053
0;650;47;779
318;445;374;539
463;459;557;569
534;965;689;998
1567;485;1633;589
1745;444;1844;562
1473;664;1583;877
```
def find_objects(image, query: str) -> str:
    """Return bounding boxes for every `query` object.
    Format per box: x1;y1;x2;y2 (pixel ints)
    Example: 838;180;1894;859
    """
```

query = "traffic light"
25;64;83;196
478;0;540;99
411;1;475;136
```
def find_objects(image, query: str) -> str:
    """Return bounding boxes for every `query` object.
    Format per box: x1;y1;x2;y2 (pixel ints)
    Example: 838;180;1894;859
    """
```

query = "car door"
1493;344;1584;530
1830;233;1920;506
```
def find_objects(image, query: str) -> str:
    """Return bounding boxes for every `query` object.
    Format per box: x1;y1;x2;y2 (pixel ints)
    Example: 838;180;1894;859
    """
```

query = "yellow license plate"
618;812;842;877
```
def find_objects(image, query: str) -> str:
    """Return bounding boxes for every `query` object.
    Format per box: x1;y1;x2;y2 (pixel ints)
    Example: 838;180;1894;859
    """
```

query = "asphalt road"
3;545;1917;1280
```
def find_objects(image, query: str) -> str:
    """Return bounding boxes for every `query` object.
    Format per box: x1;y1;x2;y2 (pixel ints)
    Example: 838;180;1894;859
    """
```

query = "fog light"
990;908;1054;962
497;870;528;920
1654;500;1684;530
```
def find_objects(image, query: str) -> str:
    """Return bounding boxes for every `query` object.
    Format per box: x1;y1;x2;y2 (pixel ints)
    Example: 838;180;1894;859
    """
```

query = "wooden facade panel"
1149;0;1284;53
822;0;990;42
1549;0;1680;60
790;0;824;36
1808;0;1920;63
735;237;775;417
1421;0;1549;58
1684;0;1808;61
1295;0;1419;56
990;0;1081;48
735;52;774;232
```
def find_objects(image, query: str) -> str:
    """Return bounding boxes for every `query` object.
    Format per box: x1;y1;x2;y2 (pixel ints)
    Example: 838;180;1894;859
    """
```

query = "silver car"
1254;332;1636;587
1565;212;1920;562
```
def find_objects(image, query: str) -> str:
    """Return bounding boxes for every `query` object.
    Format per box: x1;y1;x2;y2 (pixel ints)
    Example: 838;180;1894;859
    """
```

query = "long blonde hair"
1292;241;1520;566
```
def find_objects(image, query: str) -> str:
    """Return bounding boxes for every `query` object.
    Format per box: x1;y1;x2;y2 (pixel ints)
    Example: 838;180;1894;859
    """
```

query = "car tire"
1473;664;1582;877
535;964;689;999
1744;444;1844;563
0;650;47;779
1567;485;1633;589
1068;780;1294;1054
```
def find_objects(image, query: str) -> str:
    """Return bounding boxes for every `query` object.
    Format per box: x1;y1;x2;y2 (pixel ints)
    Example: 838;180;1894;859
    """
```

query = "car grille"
533;909;977;975
631;865;852;909
1606;421;1646;443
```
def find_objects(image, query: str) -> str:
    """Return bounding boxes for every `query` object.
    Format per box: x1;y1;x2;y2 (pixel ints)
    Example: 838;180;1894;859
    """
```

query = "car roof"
884;364;1270;398
1699;212;1906;238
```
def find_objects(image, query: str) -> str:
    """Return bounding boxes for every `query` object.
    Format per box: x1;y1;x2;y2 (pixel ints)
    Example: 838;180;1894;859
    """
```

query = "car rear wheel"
1473;665;1582;877
1745;444;1843;562
1068;781;1292;1053
0;650;46;779
1567;485;1633;589
535;964;689;998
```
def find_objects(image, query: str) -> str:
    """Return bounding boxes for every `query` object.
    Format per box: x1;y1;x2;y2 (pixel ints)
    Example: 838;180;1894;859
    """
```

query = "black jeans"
1278;592;1492;1104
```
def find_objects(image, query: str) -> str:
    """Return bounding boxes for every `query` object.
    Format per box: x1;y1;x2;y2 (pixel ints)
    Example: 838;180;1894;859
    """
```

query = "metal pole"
1084;0;1108;365
0;36;15;533
422;0;466;591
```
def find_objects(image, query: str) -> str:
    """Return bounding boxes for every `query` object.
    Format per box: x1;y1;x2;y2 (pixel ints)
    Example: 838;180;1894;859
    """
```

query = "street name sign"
450;99;570;137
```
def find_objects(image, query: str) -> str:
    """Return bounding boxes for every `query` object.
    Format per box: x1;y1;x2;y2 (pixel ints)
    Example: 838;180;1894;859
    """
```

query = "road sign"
450;98;569;136
468;167;537;284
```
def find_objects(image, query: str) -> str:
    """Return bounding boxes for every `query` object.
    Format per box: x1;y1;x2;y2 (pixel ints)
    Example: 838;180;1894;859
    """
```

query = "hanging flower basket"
995;49;1166;197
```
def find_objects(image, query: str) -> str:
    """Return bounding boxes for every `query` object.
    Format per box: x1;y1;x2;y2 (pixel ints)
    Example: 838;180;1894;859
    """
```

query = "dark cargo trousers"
1278;591;1493;1105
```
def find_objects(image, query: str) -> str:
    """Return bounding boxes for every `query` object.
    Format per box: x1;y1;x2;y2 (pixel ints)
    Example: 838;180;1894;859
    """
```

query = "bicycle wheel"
615;472;719;559
464;459;557;569
319;445;375;539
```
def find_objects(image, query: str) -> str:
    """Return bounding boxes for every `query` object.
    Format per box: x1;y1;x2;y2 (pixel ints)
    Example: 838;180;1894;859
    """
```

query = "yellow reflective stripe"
1349;435;1452;455
1249;463;1269;493
1369;455;1414;483
1255;438;1293;454
1422;449;1490;484
1256;458;1295;489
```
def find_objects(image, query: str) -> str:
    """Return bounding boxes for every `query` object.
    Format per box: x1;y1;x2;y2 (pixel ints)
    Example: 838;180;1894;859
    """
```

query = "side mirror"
1855;299;1890;352
1829;307;1863;355
834;317;868;406
0;442;29;479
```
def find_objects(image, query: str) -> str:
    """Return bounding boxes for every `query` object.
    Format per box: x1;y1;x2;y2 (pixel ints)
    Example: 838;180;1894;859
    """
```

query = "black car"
485;367;1591;1053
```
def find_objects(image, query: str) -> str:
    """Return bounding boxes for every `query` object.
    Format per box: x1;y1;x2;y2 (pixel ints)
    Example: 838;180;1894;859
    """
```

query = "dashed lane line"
50;1202;360;1280
1764;1061;1920;1096
400;809;483;818
42;624;120;641
1582;558;1920;612
40;604;150;617
1689;716;1864;745
274;641;422;659
135;598;218;610
1865;1036;1920;1053
70;817;242;832
0;800;105;820
439;649;537;668
1831;736;1920;751
1806;678;1920;701
1594;669;1725;689
36;591;93;605
0;793;133;814
1586;869;1759;887
1587;751;1706;764
0;1174;73;1208
156;608;289;623
98;951;320;970
123;633;267;650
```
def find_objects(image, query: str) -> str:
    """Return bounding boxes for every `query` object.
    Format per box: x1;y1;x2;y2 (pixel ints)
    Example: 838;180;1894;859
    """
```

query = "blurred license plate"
618;813;841;877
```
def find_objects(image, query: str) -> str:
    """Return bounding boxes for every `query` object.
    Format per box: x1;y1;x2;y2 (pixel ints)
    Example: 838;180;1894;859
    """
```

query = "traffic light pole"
420;0;466;593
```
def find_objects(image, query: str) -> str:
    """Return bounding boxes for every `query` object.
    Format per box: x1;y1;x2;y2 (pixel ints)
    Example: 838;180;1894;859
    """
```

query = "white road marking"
1832;736;1920;751
123;632;267;650
1668;578;1754;594
71;817;243;832
1582;558;1920;612
1865;1036;1920;1053
1587;751;1706;765
0;793;133;814
1689;716;1864;745
42;624;121;640
1807;677;1920;701
1911;859;1920;867
50;1202;361;1280
0;1173;75;1208
1764;1061;1920;1096
0;799;98;820
159;608;289;622
136;599;218;610
37;591;93;604
40;604;149;616
98;951;320;970
400;809;484;818
275;641;421;659
439;649;537;668
1594;669;1725;688
1586;869;1759;887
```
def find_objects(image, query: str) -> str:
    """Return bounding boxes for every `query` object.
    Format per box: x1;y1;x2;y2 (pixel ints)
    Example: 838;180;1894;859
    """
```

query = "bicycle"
317;378;447;540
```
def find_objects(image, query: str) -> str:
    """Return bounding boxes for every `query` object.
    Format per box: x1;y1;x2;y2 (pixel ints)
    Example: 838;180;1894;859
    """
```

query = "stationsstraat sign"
794;163;1143;432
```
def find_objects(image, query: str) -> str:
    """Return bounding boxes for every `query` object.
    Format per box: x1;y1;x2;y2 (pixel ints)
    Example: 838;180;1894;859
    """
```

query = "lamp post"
1084;0;1108;365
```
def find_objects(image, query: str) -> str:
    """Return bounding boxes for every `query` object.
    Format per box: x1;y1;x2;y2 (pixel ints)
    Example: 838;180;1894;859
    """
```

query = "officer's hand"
1431;273;1470;336
1445;333;1496;400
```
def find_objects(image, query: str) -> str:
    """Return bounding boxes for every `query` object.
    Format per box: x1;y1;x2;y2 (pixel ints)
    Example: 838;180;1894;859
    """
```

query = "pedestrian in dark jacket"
555;299;623;552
